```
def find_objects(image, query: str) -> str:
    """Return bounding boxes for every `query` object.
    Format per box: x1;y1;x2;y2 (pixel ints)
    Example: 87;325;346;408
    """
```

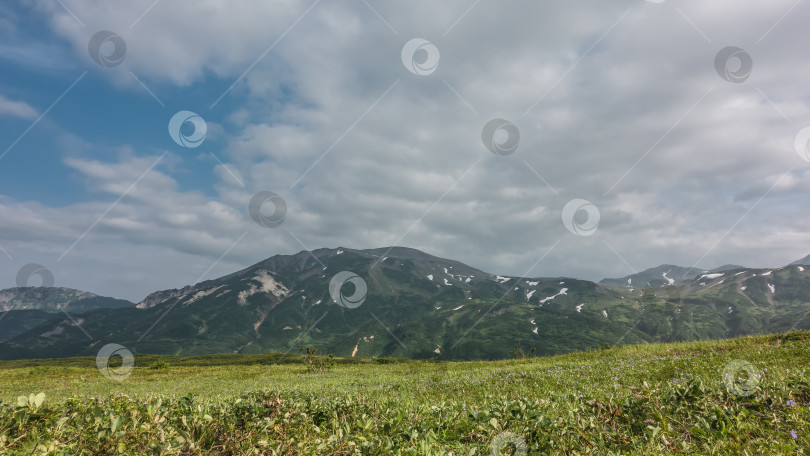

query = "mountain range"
1;246;809;361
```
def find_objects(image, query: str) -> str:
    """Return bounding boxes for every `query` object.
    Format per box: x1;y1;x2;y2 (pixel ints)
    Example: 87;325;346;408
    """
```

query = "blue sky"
1;0;810;302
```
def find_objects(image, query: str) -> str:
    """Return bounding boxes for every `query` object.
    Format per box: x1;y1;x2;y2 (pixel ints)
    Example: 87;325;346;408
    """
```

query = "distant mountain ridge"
0;287;134;313
1;247;809;361
599;263;747;288
0;288;134;342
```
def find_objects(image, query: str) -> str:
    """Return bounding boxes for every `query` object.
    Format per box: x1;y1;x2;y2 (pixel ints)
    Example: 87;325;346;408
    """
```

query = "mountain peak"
600;264;705;287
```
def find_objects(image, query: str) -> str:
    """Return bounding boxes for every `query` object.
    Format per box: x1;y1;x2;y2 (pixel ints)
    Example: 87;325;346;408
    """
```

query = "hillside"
2;247;810;361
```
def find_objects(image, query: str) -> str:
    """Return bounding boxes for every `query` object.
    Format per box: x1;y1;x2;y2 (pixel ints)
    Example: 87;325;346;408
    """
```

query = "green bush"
148;361;170;370
299;346;334;373
374;357;398;364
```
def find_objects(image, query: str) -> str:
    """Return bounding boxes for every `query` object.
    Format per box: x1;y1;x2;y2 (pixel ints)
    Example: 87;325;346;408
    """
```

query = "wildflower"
791;429;798;439
787;400;796;407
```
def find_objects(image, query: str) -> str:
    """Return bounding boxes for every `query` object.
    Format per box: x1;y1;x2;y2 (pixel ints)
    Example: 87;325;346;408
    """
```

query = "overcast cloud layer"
1;0;809;302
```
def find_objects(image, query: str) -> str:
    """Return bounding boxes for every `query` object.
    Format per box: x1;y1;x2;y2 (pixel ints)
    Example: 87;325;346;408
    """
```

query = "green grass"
0;332;808;454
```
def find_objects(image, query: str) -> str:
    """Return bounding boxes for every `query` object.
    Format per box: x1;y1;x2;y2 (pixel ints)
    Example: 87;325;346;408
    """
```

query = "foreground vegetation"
0;332;808;454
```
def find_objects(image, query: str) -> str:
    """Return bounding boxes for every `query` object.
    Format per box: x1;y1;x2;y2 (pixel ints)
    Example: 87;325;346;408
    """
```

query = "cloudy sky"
1;0;809;302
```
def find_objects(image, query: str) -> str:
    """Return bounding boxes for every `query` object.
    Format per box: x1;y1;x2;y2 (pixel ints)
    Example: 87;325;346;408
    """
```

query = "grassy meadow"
0;332;808;454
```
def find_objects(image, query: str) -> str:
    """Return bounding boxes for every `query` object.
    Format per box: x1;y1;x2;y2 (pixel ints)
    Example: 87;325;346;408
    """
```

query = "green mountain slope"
1;248;809;360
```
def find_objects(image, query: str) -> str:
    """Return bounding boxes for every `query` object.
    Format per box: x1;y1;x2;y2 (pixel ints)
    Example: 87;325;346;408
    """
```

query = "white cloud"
0;94;37;120
1;0;809;300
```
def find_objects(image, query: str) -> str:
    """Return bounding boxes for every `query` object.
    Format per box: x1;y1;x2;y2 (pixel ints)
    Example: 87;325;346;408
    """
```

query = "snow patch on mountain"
539;288;568;304
700;273;724;280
